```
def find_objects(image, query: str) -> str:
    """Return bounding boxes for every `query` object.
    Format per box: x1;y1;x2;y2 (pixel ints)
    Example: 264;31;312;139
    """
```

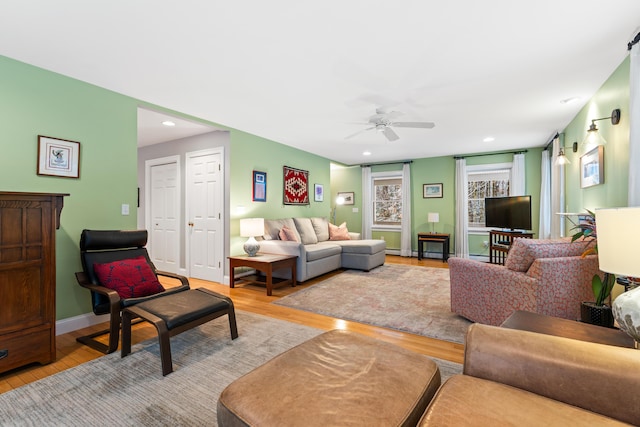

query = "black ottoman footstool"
121;288;238;375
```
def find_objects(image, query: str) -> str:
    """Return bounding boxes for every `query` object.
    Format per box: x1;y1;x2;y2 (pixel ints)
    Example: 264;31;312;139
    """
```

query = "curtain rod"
543;132;560;151
453;149;527;160
360;160;412;168
628;32;640;51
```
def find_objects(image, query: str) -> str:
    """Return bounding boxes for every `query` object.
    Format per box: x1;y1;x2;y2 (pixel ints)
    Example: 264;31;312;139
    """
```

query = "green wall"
330;149;542;256
562;56;631;212
1;55;139;319
1;55;334;320
229;130;331;256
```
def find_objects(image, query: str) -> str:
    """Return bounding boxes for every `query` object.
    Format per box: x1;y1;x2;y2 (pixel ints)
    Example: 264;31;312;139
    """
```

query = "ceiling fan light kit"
346;108;435;142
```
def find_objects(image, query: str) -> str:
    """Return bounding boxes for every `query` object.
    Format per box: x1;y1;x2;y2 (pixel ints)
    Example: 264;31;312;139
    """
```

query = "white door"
146;156;181;273
186;148;224;283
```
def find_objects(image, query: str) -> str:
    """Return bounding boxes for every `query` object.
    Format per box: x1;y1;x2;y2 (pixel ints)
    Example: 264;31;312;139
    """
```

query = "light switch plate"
352;207;359;213
121;204;130;215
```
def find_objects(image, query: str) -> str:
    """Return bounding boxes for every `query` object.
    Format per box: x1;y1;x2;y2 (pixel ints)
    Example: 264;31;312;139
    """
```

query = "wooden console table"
417;233;450;262
501;310;634;348
489;230;533;265
229;253;297;296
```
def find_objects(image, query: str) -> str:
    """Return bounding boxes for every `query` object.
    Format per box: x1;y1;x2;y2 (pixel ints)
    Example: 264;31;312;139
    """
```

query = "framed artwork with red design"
283;166;309;205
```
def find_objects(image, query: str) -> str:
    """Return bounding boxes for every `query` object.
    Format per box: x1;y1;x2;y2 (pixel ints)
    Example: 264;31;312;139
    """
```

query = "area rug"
274;264;472;343
0;311;461;426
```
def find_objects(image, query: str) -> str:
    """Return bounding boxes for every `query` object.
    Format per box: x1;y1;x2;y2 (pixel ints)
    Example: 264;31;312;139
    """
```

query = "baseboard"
56;312;110;336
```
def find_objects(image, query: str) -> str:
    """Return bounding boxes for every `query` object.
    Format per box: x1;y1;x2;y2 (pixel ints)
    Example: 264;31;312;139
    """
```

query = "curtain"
550;137;565;238
400;163;412;256
539;149;551;239
361;166;372;239
510;153;526;196
455;158;469;258
629;31;640;206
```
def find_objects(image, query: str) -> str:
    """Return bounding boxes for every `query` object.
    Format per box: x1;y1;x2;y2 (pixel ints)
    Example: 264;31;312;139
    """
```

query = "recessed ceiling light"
363;151;372;156
162;120;176;127
483;136;495;143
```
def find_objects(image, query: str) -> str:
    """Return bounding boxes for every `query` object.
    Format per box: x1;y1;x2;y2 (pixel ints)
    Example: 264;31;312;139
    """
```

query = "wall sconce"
554;146;571;166
582;108;621;148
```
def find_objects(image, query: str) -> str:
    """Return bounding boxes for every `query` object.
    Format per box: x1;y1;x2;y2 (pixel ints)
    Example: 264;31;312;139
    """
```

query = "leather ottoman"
217;329;440;427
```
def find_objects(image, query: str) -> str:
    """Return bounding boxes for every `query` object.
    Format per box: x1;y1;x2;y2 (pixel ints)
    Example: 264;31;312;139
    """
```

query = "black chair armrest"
75;271;121;302
155;270;191;288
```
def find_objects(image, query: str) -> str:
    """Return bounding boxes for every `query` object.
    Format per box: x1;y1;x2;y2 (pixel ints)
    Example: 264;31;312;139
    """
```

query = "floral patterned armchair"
449;238;600;326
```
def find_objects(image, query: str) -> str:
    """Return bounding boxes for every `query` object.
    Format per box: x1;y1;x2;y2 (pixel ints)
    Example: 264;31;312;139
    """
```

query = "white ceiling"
1;1;639;165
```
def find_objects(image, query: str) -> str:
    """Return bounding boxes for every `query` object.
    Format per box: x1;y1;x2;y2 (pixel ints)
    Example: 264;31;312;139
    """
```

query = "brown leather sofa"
419;324;640;426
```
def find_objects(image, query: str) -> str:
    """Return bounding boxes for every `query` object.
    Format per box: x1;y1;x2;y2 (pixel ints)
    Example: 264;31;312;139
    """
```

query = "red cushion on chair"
93;256;165;299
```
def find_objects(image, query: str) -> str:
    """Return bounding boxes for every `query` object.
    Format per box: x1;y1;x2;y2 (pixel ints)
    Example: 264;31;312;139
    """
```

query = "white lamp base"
613;285;640;346
243;236;260;257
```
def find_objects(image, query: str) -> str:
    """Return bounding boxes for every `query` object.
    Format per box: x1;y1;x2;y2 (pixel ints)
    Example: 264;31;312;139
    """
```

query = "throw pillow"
279;225;301;242
329;222;351;241
93;256;165;299
311;217;330;242
293;217;318;245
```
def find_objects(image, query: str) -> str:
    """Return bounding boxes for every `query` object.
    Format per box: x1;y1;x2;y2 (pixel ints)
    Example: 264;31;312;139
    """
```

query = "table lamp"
428;212;439;234
596;207;640;347
240;218;264;257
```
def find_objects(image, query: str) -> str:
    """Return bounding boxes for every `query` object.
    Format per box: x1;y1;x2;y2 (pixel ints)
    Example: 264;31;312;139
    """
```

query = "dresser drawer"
0;327;54;374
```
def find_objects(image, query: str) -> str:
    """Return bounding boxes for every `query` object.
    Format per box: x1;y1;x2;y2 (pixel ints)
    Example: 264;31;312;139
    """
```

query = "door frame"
185;147;225;281
144;155;182;272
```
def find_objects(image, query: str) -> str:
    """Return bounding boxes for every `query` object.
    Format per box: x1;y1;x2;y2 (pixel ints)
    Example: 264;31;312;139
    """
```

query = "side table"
501;310;635;348
417;233;450;262
228;253;297;296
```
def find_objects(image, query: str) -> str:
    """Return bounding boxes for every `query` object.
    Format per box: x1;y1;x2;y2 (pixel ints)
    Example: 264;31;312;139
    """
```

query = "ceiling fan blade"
391;121;435;129
345;126;375;139
382;127;399;142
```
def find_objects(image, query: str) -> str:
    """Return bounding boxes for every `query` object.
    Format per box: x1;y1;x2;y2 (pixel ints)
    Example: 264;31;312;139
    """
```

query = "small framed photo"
314;184;324;202
580;146;604;188
423;183;443;198
37;135;81;178
253;170;267;202
337;192;355;205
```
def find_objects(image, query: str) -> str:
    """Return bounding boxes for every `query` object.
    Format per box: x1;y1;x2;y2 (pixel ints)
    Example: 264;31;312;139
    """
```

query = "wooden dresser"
0;192;67;374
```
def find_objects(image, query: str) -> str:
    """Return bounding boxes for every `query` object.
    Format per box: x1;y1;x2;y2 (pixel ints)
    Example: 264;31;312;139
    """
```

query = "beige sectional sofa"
258;217;386;282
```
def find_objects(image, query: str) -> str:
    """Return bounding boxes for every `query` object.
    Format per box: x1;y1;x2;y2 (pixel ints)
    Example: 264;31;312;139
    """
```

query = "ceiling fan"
346;108;435;142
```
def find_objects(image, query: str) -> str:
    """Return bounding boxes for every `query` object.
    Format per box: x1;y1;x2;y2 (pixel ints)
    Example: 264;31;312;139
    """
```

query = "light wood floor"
0;255;463;394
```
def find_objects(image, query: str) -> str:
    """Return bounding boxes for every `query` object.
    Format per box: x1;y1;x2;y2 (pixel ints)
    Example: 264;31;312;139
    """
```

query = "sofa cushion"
419;375;624;426
310;217;330;242
279;226;300;242
293;217;318;245
329;222;351;241
504;238;595;272
263;218;300;241
334;239;386;254
305;243;342;262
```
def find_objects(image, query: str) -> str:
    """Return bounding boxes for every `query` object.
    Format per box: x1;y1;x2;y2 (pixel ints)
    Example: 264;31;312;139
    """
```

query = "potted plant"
571;210;616;327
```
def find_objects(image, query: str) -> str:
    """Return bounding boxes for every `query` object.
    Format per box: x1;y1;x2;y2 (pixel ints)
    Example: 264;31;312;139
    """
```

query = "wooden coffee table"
228;253;297;296
501;310;635;348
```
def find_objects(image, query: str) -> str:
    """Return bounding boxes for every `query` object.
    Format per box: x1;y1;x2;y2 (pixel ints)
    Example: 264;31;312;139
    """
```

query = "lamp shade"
428;213;439;223
595;207;640;277
240;218;264;238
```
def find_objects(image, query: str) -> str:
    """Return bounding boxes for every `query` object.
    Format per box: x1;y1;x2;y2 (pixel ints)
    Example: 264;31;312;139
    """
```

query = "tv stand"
489;230;533;265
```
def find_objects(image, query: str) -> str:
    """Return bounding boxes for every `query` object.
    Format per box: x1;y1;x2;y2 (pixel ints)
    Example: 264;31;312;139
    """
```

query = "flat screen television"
484;195;532;231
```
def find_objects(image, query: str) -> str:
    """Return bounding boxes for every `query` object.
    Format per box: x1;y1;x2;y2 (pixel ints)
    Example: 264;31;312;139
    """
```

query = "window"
373;174;402;227
467;165;511;229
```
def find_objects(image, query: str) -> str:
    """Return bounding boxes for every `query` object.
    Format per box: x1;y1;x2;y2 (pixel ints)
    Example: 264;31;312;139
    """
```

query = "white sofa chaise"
258;217;386;282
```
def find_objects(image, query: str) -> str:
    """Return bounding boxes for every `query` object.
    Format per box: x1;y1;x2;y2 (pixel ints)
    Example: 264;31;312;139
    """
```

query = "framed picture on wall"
253;170;267;202
337;192;355;205
283;166;309;205
314;184;324;202
37;135;81;178
423;183;443;198
580;146;604;188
